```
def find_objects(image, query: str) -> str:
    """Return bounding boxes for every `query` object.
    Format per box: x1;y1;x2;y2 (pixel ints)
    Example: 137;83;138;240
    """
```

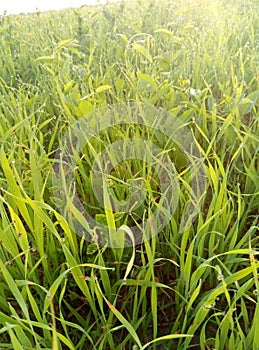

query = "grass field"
0;0;258;349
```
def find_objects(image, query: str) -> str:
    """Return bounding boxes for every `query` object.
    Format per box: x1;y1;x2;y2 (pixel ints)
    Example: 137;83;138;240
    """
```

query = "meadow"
0;0;258;349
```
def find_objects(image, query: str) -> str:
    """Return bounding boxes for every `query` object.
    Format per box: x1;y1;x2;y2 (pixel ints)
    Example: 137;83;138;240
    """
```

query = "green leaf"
35;56;55;63
55;39;78;51
137;72;157;90
79;100;94;115
96;278;143;349
154;28;182;43
0;259;30;320
86;243;98;255
154;55;171;71
238;90;259;115
154;28;175;36
95;85;112;93
64;80;75;93
132;43;153;63
141;334;193;350
116;34;128;44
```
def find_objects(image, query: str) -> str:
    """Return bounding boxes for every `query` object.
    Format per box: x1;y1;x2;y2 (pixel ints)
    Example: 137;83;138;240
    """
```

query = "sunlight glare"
0;0;121;15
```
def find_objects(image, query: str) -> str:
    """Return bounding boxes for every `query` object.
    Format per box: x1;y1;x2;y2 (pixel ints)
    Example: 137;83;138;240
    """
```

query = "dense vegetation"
0;0;258;349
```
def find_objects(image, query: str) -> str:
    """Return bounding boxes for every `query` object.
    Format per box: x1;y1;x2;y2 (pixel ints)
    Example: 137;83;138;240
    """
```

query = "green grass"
0;0;258;349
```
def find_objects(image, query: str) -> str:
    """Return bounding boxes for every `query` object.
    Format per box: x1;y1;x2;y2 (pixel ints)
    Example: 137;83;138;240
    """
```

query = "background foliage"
0;0;258;348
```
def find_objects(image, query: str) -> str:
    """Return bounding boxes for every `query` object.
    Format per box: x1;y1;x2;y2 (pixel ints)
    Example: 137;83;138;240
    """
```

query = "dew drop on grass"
203;302;215;310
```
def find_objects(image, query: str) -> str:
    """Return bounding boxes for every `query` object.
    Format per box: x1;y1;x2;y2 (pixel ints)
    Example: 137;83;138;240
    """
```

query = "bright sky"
0;0;122;15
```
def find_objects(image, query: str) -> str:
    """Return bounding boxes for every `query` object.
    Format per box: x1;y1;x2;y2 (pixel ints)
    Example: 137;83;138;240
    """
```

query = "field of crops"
0;0;258;349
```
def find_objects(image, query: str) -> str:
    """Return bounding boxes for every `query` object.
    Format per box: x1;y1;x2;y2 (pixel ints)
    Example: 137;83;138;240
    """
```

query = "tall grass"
0;0;258;348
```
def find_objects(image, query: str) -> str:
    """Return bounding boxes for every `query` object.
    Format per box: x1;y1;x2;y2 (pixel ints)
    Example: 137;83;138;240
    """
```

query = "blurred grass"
0;0;258;349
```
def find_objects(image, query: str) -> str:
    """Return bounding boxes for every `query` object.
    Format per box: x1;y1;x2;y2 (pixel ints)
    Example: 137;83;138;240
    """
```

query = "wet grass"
0;0;258;348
